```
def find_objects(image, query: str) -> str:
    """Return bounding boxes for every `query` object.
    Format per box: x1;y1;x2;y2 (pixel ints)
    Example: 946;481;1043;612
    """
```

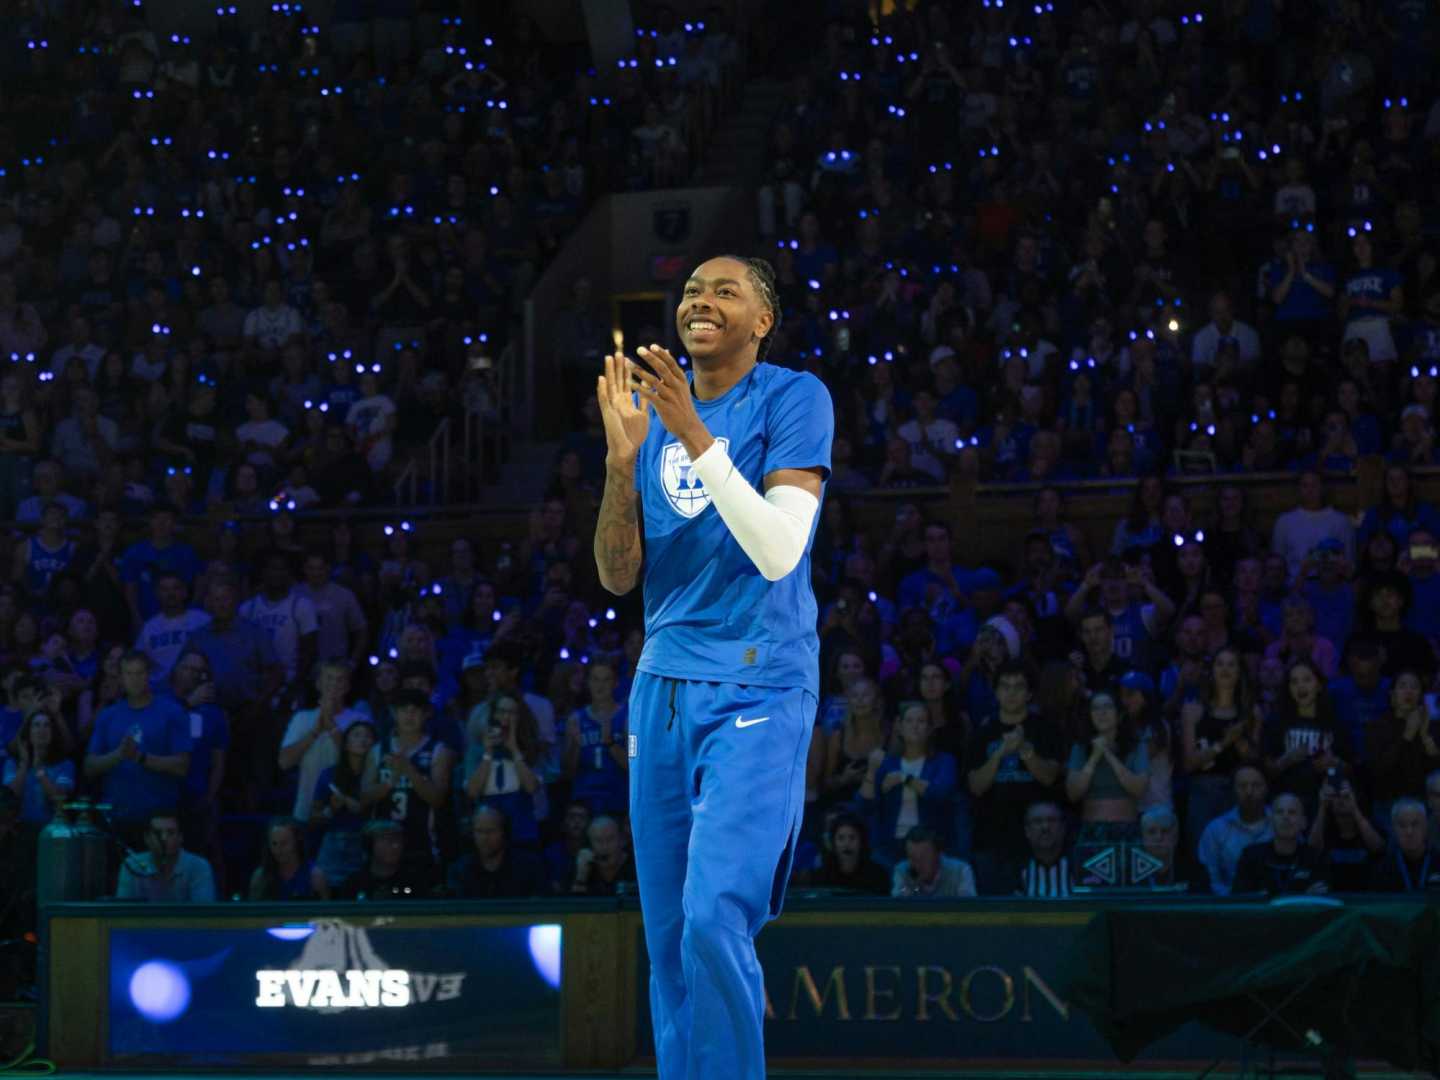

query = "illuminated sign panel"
108;921;561;1069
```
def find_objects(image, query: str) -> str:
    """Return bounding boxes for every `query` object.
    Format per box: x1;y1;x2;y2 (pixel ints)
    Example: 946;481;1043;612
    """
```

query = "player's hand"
596;351;650;467
631;344;708;452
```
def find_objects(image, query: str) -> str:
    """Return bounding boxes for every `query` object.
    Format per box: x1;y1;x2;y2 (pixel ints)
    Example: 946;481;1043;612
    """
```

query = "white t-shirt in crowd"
239;589;319;681
136;608;212;682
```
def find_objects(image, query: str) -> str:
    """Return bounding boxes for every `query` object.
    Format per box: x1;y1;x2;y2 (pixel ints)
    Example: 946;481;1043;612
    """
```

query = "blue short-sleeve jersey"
634;363;834;696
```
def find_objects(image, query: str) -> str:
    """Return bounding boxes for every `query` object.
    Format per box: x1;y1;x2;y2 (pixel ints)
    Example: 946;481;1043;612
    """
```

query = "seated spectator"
1010;801;1074;898
337;820;435;900
449;805;549;899
83;652;191;844
860;701;957;863
561;659;629;817
1371;799;1440;891
247;817;329;901
891;825;976;899
568;814;637;897
801;810;890;895
3;712;74;825
1065;691;1149;843
1198;766;1274;896
543;801;592;893
1134;805;1205;892
375;689;455;875
1309;771;1384;893
1232;793;1329;896
114;810;215;902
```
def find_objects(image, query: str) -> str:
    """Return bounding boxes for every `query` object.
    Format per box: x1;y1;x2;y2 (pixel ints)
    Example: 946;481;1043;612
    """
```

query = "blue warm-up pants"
628;671;815;1080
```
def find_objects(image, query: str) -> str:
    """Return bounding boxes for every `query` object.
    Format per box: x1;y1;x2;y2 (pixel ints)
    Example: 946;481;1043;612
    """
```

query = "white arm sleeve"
689;440;819;582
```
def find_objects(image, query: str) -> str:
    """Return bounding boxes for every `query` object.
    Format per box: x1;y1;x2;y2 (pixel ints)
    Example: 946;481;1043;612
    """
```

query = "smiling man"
593;254;833;1080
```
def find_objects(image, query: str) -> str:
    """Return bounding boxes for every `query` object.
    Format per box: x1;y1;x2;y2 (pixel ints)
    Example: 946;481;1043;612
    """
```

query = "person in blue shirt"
3;711;74;824
1266;227;1336;332
1328;637;1392;764
119;504;204;625
1339;227;1404;364
167;651;230;877
83;651;192;844
562;658;629;816
594;254;832;1080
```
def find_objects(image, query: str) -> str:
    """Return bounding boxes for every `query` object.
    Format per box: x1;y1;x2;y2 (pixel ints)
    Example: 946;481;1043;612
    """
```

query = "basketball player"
594;255;833;1078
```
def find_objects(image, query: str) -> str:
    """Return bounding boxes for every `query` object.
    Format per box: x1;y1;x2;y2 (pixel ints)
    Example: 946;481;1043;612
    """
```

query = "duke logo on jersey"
661;437;729;518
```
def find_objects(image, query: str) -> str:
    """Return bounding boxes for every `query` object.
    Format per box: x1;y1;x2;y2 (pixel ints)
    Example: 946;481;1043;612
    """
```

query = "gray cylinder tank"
38;802;109;908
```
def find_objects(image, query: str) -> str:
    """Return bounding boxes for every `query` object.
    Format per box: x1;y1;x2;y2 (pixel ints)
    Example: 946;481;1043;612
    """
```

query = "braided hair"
720;254;783;362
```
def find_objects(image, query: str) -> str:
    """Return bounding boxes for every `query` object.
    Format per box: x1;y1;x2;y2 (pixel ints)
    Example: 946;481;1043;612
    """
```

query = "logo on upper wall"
660;438;727;518
653;202;692;244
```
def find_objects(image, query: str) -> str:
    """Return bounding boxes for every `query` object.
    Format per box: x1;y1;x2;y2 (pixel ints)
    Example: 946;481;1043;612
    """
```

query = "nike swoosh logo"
735;716;770;729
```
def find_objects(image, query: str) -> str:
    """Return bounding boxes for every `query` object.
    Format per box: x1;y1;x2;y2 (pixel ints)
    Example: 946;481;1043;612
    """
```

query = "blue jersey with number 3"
633;363;833;696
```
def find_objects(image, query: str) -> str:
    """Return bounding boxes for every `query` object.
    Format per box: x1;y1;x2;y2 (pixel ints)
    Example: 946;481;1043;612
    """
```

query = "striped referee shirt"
1021;856;1073;898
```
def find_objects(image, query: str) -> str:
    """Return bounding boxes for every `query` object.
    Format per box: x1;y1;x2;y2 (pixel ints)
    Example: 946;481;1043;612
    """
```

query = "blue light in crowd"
528;924;563;990
129;961;191;1023
267;925;315;941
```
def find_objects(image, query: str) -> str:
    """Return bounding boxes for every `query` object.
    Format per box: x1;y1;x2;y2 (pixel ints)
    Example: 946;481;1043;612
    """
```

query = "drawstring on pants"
666;679;678;731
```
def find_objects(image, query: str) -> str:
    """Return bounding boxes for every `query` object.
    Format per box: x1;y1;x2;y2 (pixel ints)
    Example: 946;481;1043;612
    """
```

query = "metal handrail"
392;417;453;506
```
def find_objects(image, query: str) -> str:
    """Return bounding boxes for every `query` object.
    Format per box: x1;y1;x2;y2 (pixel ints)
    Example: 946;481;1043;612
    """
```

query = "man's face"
120;658;150;698
1298;472;1323;509
1235;558;1262;593
151;510;176;544
995;673;1029;714
676;256;771;363
303;556;328;588
1024;806;1064;857
1235;768;1268;816
563;804;591;841
1372;585;1405;622
471;813;506;859
173;654;208;696
318;665;350;701
588;821;622;862
1176;616;1205;658
485;659;517;693
1349;653;1381;687
207;584;237;621
1271;795;1306;841
1080;615;1111;657
263;557;290;594
1396;807;1429;858
1141;817;1176;862
905;839;940;881
372;829;404;869
147;817;182;862
156;576;185;614
927;527;950;567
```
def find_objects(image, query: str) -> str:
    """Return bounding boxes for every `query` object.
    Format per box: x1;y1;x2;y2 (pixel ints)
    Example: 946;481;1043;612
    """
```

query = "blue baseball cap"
1119;670;1156;696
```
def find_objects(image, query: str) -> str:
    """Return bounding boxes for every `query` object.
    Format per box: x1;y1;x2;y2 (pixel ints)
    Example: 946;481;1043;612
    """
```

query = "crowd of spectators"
9;0;1440;935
